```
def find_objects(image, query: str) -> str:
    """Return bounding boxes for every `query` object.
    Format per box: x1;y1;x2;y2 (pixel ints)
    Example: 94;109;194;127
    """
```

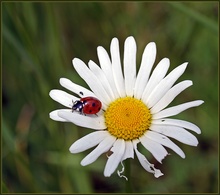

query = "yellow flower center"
104;97;152;141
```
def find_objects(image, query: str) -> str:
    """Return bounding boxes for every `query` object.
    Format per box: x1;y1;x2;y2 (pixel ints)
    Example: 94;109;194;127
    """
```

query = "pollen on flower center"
104;97;152;141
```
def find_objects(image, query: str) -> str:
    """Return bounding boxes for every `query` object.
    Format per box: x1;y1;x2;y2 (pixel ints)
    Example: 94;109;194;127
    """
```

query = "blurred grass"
2;1;218;193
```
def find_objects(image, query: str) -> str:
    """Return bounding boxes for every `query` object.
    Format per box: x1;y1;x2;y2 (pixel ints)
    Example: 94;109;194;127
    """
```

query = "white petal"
49;89;77;108
59;78;95;98
145;131;185;158
152;118;201;134
81;133;116;166
72;58;111;106
58;110;106;130
49;109;69;122
88;60;115;100
97;46;120;98
69;131;109;153
122;140;134;160
150;124;199;146
146;62;188;108
139;135;168;163
151;80;193;114
142;58;170;102
124;36;137;96
110;38;126;97
134;42;157;99
104;139;125;177
133;139;163;178
152;100;204;119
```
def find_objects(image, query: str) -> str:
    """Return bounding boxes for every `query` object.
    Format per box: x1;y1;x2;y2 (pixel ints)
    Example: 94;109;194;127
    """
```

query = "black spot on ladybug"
89;110;92;113
98;106;101;111
92;103;96;107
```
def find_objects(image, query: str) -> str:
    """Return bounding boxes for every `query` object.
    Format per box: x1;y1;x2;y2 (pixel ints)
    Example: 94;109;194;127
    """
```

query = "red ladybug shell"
80;97;102;114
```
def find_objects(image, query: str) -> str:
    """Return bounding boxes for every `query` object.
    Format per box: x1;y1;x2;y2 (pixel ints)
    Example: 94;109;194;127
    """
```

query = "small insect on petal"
72;96;102;115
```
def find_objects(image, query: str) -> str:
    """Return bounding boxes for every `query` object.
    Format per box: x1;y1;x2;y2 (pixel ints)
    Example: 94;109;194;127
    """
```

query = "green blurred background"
2;1;218;193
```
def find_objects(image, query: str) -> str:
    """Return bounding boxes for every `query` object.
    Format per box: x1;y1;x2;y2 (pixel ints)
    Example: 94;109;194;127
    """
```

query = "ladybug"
72;96;102;115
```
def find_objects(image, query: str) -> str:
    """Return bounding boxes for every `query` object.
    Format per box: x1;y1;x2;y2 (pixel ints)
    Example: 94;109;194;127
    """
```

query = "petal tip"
154;170;164;178
49;112;53;119
125;36;135;43
183;62;189;67
197;100;205;106
112;37;118;43
72;58;81;66
148;42;156;48
80;161;87;166
104;170;111;177
49;90;57;98
97;46;104;53
49;90;53;97
69;143;78;154
127;35;134;39
72;58;77;63
59;77;67;85
164;57;170;63
69;147;73;153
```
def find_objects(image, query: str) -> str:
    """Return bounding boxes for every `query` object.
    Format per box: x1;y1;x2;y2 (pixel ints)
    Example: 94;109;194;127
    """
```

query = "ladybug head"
72;100;84;113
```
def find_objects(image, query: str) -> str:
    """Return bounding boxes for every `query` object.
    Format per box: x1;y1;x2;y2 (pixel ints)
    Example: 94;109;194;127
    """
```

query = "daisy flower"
49;36;204;178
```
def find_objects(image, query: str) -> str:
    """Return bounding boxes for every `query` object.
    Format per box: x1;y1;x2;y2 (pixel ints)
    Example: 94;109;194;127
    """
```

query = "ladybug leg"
71;100;75;113
71;100;74;112
81;110;86;116
79;111;86;116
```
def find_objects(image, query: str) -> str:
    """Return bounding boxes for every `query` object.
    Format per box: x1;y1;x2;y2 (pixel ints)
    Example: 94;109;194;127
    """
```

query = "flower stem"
125;159;133;193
